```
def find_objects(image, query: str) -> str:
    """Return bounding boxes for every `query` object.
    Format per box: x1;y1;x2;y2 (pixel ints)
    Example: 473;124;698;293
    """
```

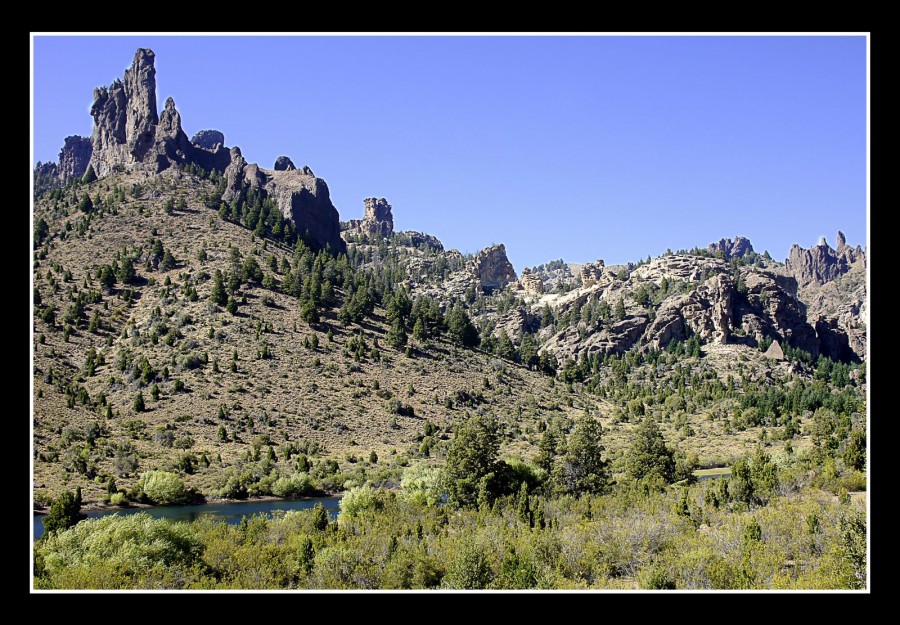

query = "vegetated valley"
32;49;867;590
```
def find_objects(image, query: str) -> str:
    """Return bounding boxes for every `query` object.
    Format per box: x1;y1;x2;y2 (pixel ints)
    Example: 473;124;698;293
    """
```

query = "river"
33;496;341;541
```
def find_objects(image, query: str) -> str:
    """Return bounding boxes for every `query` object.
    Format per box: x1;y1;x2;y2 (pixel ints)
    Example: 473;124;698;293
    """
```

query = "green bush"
271;472;312;498
137;471;189;505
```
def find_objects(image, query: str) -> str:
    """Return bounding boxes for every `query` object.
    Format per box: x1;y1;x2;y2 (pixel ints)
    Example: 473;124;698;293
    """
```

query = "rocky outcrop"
784;231;865;288
344;198;394;238
151;96;193;168
395;231;444;251
518;268;544;295
190;130;225;150
708;236;754;260
90;48;168;175
58;136;93;183
734;269;819;355
274;156;296;171
580;260;606;287
493;307;539;342
262;168;345;253
540;314;650;363
642;274;734;349
123;48;158;163
471;244;517;294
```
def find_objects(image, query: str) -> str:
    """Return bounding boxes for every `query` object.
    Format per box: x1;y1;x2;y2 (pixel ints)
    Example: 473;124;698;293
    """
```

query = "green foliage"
81;164;97;184
443;539;491;589
133;391;145;413
270;472;312;499
729;447;778;507
444;415;500;507
36;513;202;588
556;416;609;495
386;318;408;350
41;490;86;537
447;305;479;348
137;471;189;505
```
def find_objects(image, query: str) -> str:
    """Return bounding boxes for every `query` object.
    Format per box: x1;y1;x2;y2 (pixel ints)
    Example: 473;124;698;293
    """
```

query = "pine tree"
557;416;609;495
625;415;675;485
614;297;626;321
81;164;97;184
41;490;86;537
211;269;227;306
387;318;408;350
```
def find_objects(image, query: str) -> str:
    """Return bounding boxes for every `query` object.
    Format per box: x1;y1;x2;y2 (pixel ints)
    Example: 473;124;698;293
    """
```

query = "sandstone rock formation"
580;260;606;287
274;156;296;171
518;268;544;295
85;48;346;254
471;244;517;294
784;231;865;288
345;198;394;238
89;48;181;176
190;130;225;150
492;307;539;342
708;236;754;259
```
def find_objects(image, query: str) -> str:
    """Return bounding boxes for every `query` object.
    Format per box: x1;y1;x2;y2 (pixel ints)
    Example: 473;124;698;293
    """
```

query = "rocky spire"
123;48;159;161
345;198;394;238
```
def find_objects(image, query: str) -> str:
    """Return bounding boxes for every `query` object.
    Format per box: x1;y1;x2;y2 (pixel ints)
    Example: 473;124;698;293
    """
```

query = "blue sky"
32;35;866;270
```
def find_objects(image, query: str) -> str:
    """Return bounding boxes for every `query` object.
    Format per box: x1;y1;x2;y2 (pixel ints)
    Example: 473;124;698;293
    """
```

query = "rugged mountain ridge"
40;48;345;253
785;230;865;288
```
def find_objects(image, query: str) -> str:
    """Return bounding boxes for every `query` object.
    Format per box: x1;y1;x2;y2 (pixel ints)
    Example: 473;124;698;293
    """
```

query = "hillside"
32;48;867;511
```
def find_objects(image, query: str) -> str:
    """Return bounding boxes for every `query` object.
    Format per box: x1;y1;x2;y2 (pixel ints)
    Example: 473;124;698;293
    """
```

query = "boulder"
274;156;296;171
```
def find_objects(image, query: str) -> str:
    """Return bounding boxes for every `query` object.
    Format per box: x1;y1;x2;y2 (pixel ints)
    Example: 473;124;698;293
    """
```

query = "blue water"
34;496;341;541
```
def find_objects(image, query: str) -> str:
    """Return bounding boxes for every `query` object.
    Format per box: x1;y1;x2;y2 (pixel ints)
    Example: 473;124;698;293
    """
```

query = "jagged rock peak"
471;244;517;294
708;236;754;260
191;130;225;150
784;231;865;288
345;197;394;238
274;156;296;171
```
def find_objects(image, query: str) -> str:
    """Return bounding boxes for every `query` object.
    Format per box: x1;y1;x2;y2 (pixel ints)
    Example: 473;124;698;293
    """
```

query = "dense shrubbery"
34;460;866;589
